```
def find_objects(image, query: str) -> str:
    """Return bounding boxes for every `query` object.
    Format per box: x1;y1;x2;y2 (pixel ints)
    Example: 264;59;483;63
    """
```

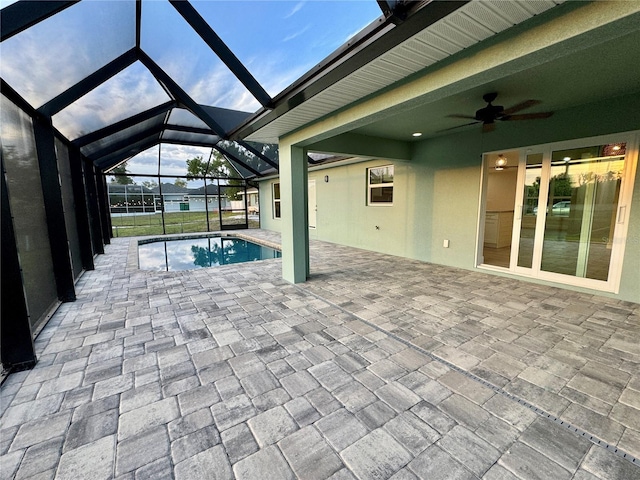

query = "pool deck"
1;230;639;479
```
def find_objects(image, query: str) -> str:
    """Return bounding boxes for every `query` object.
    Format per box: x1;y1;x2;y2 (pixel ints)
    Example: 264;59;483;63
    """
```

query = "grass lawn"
111;211;259;237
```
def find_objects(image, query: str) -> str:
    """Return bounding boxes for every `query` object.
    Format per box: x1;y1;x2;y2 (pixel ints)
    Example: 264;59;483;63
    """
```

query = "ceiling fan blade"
447;114;477;120
501;99;541;115
482;122;496;133
436;121;479;133
502;112;554;121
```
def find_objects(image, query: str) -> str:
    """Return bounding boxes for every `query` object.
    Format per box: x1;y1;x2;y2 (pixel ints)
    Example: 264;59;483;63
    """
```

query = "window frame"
367;165;394;206
272;182;281;219
477;130;638;294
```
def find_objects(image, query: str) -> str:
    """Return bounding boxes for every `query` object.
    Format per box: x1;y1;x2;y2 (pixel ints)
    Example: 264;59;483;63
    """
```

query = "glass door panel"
482;152;518;267
219;185;248;230
540;144;625;281
517;153;543;269
480;134;635;292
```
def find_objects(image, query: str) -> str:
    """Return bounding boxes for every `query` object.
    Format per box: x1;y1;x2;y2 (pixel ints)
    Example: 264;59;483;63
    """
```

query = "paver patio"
1;230;638;479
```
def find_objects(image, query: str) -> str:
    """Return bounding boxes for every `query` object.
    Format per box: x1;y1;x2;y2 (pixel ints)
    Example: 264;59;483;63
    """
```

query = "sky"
0;0;382;177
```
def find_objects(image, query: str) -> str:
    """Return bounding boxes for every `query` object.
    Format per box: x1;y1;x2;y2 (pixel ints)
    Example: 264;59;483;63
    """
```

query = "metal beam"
213;144;262;177
73;100;175;148
95;136;160;171
230;1;470;140
68;146;95;270
164;125;216;136
83;158;105;255
136;0;142;49
138;50;229;138
95;170;111;244
33;118;76;302
169;0;272;109
377;1;394;17
161;138;221;149
39;48;138;117
376;0;417;24
236;140;279;170
87;124;163;162
1;156;37;371
0;78;45;121
1;0;78;42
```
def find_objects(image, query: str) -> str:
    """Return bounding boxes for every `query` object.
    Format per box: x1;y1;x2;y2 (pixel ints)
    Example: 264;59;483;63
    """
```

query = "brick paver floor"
1;230;638;479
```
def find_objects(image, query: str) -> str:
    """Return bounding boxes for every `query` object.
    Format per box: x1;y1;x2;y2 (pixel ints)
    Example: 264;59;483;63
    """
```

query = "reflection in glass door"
481;135;635;292
517;153;543;269
540;144;625;281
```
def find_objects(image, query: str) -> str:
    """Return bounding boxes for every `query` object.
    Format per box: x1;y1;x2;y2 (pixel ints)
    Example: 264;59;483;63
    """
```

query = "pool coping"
126;231;282;273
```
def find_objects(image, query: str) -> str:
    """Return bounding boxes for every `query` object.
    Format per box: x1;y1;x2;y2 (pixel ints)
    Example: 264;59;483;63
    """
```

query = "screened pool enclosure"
1;0;403;371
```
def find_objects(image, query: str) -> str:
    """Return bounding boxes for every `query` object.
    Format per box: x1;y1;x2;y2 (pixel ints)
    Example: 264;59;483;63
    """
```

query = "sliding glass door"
540;144;625;281
480;133;636;292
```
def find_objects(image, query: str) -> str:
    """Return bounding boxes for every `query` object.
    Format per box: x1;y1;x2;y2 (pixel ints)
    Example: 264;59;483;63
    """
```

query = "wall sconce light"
495;154;507;171
324;175;329;183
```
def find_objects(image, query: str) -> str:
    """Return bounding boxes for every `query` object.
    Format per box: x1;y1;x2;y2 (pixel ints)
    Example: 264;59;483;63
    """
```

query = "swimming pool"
138;235;281;271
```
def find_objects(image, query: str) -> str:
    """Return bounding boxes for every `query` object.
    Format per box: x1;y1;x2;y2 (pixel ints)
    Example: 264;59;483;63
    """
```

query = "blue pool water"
138;236;281;271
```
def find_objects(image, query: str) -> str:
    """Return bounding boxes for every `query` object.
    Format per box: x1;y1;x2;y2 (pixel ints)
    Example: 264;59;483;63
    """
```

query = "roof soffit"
243;0;572;144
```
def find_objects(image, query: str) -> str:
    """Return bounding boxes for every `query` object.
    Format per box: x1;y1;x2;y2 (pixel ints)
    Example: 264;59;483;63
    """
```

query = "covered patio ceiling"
349;15;640;143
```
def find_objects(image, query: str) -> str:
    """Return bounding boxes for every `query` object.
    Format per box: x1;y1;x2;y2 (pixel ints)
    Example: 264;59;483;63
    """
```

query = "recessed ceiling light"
613;145;621;151
412;132;422;137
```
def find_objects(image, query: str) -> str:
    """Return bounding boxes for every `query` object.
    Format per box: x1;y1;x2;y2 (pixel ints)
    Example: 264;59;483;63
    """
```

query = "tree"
174;178;187;188
185;152;244;201
551;172;573;197
109;163;134;185
141;180;158;189
186;155;209;179
186;152;232;179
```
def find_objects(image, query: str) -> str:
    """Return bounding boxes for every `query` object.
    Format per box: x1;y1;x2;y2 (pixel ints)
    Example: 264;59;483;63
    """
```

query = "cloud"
1;0;134;109
1;27;80;108
283;1;305;19
242;49;316;97
186;63;261;113
52;63;170;139
122;144;214;177
118;145;158;174
282;25;311;43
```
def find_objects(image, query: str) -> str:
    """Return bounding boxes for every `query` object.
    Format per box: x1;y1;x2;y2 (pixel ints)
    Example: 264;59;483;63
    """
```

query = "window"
368;165;394;204
273;182;281;218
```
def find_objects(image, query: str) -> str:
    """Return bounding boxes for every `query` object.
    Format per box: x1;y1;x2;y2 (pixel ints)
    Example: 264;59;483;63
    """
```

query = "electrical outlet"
443;239;450;248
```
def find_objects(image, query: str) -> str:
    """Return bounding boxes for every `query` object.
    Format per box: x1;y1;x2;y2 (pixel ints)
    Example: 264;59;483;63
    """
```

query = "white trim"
272;181;281;220
367;164;394;206
308;179;317;229
477;130;638;294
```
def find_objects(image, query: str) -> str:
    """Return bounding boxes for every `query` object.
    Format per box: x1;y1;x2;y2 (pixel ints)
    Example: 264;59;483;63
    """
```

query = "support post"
280;144;309;283
1;157;37;370
33;118;76;302
95;172;111;244
83;158;104;255
69;147;95;270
